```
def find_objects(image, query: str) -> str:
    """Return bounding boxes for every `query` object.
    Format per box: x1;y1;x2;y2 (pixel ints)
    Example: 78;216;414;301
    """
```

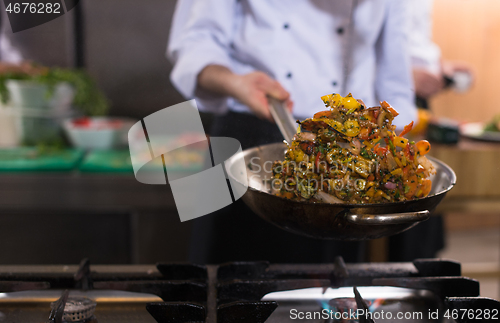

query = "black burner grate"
0;258;498;323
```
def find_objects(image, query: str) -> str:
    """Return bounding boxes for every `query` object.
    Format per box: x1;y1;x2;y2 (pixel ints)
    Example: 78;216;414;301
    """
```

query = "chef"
409;0;474;108
167;0;417;263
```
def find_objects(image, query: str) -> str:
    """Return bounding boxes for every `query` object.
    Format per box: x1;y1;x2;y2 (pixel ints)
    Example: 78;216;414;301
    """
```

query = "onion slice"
417;156;436;175
314;190;345;204
377;110;386;129
295;132;316;142
384;182;397;190
385;151;398;171
350;138;361;155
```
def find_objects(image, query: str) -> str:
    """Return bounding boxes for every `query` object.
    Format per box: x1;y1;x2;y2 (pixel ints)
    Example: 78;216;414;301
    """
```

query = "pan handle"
346;210;430;225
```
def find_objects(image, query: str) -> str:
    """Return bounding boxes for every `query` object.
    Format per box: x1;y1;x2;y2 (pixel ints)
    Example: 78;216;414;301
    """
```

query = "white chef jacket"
167;0;417;129
408;0;441;74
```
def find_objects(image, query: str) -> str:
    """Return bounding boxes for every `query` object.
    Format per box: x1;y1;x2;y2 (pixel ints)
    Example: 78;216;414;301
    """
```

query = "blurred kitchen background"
0;0;499;299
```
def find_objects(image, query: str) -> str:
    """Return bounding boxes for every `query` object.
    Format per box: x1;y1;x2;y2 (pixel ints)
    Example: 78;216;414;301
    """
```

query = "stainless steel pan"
225;142;456;241
226;99;456;240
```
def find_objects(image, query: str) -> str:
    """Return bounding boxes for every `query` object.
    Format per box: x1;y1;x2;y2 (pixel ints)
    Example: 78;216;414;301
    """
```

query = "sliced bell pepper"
404;175;418;199
399;121;414;137
358;127;371;140
313;110;334;119
420;179;432;197
393;136;409;149
315;152;321;171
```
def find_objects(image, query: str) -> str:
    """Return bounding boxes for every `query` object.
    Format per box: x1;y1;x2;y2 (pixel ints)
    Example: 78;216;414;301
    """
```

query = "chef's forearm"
197;64;240;98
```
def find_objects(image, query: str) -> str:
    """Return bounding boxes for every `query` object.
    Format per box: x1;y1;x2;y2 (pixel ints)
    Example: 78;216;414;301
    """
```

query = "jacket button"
337;27;344;35
284;23;290;29
287;72;292;78
332;81;338;86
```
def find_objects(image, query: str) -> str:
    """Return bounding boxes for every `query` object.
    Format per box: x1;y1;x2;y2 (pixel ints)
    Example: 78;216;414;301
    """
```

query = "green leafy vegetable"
484;115;500;132
0;65;109;116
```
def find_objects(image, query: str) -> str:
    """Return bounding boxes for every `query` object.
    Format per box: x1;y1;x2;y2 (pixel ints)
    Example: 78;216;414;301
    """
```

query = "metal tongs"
267;96;297;143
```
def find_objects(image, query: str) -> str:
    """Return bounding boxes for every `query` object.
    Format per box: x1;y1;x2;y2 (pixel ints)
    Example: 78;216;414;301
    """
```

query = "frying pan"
225;142;455;240
224;99;456;240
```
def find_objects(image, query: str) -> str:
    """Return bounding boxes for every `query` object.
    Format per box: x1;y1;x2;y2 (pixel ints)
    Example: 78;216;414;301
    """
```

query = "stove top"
0;258;498;323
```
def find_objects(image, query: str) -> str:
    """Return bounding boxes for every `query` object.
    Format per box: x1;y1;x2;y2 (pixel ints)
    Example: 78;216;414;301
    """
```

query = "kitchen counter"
0;172;176;212
430;138;500;213
0;138;498;264
0;138;495;212
0;172;191;265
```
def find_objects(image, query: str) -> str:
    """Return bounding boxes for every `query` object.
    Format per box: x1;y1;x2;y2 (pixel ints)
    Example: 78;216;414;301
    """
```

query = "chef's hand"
197;65;293;122
413;60;475;99
442;60;474;78
441;59;475;89
0;61;48;76
412;68;444;99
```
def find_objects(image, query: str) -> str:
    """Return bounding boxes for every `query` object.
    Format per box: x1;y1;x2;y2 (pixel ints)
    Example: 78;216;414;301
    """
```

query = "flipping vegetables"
272;93;435;204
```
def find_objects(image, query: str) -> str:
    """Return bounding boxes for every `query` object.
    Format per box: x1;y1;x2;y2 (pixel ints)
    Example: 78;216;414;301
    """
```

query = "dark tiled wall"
1;0;186;119
83;0;185;119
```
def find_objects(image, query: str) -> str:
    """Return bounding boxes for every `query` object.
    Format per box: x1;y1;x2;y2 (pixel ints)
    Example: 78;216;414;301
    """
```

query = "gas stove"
0;258;498;322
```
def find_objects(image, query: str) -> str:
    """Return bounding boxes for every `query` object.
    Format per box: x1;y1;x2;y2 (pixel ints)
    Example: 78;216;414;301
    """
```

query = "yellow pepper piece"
331;93;342;107
391;168;403;176
394;136;408;149
321;93;342;109
318;118;345;133
394;156;403;168
354;162;370;178
364;136;381;149
366;187;376;198
294;149;304;162
321;94;333;106
342;94;361;113
344;119;361;137
376;190;391;200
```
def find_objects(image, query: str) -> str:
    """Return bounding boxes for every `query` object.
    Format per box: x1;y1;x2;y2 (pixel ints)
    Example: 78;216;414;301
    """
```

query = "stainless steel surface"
262;286;449;323
267;96;297;143
0;262;474;323
0;290;162;323
226;142;456;240
0;290;162;303
0;265;160;274
262;286;425;301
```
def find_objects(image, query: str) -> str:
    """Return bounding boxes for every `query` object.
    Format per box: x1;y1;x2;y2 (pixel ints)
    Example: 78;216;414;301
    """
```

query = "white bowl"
63;117;136;150
6;80;74;110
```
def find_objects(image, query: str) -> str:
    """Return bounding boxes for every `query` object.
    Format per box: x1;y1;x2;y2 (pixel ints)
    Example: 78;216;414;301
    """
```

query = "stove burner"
48;289;69;323
50;294;97;322
0;258;498;323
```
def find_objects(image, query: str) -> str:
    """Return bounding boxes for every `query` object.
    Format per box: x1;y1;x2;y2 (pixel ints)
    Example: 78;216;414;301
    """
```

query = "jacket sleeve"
167;0;236;112
408;0;441;74
374;0;417;129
